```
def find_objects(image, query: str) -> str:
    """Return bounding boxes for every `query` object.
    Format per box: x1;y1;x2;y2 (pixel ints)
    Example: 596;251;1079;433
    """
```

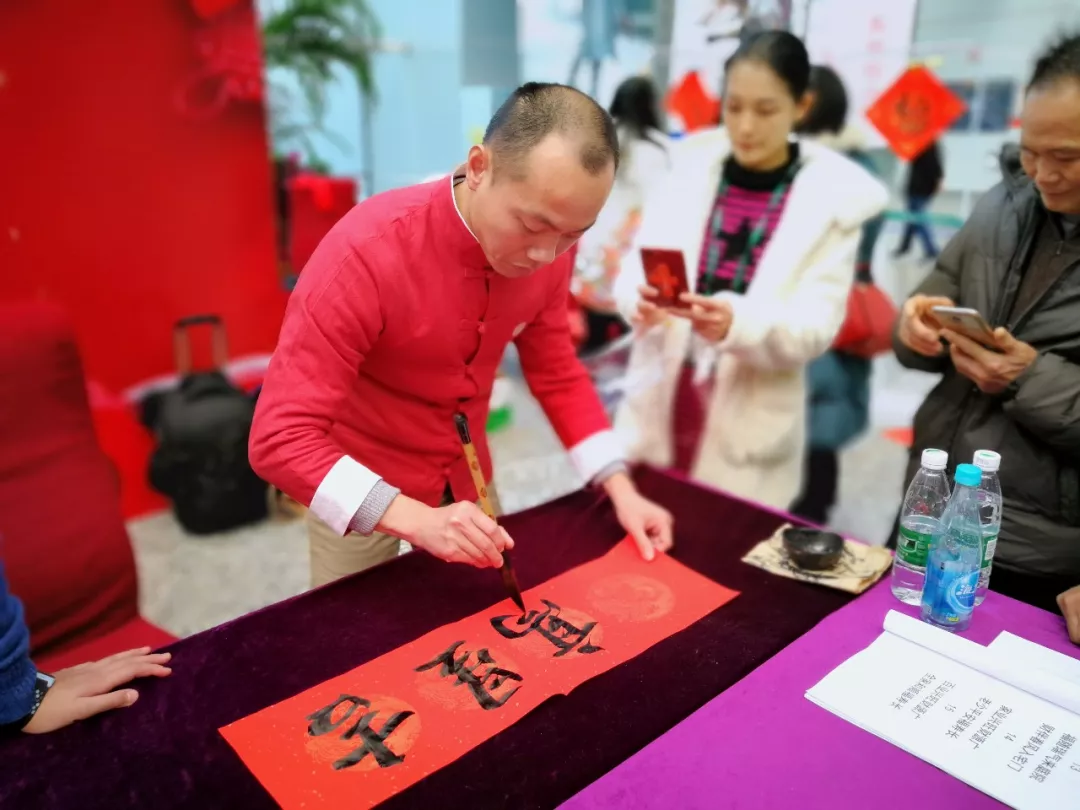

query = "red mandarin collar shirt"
250;172;623;535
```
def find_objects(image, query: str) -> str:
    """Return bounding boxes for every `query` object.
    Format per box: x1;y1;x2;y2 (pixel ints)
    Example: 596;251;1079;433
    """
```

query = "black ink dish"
782;527;844;571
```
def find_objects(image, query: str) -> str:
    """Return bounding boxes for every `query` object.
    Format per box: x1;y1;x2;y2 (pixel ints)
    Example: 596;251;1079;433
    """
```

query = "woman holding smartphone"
611;31;887;510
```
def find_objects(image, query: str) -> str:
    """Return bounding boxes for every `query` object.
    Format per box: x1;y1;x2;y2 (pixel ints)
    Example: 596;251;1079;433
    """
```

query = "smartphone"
930;306;997;345
641;248;690;308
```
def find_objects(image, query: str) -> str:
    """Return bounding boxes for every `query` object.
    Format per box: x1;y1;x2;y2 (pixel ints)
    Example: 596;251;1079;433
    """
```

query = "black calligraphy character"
306;695;414;770
490;599;603;657
415;641;523;710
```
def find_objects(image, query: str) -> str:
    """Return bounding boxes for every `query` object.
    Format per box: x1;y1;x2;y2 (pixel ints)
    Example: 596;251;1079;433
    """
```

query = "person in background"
573;75;671;354
611;32;887;511
789;65;886;525
251;83;673;589
700;0;748;42
696;0;748;94
568;0;625;100
892;34;1080;616
894;139;943;260
0;563;171;735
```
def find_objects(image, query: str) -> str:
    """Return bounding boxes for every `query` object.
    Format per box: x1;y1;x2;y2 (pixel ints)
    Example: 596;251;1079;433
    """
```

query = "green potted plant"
261;0;380;168
261;0;380;285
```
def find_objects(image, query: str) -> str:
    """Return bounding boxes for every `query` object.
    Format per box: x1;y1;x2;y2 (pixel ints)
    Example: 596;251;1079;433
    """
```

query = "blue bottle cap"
955;463;982;488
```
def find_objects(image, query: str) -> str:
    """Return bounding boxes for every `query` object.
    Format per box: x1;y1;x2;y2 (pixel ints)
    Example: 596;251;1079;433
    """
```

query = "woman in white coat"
612;31;888;511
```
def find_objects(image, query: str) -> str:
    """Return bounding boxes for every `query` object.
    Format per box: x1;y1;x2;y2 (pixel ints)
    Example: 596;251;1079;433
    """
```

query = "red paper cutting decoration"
666;70;721;133
190;0;245;19
865;66;966;161
176;5;264;119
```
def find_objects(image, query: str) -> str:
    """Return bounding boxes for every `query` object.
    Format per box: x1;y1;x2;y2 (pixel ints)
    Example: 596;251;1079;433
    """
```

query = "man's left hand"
603;472;674;561
1058;585;1080;645
942;327;1037;395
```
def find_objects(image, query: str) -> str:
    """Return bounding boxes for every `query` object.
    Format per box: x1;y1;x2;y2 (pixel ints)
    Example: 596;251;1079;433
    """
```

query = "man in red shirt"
251;83;673;586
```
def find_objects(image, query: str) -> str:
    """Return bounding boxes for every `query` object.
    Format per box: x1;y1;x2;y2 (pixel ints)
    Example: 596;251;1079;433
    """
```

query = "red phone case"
642;248;689;308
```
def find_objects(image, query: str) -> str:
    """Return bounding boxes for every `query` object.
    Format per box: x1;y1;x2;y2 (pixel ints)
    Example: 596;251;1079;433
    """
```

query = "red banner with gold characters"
220;538;738;809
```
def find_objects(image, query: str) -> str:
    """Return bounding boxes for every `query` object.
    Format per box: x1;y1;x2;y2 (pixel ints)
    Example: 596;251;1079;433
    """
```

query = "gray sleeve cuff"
347;480;401;535
590;461;629;489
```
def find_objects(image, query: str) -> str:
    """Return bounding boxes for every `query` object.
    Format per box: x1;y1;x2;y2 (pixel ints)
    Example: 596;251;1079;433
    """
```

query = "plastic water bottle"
921;464;984;632
891;449;951;605
972;450;1003;606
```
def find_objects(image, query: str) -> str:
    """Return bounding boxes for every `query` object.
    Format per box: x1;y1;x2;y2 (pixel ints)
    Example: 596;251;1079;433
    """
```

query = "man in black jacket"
892;35;1080;619
894;140;944;259
1059;586;1080;644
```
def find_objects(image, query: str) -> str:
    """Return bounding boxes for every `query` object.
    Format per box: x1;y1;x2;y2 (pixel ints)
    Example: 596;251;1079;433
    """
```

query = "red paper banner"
220;538;738;809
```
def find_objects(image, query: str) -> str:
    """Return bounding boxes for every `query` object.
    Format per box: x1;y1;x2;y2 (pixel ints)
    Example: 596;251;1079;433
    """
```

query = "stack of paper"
807;611;1080;809
987;631;1080;685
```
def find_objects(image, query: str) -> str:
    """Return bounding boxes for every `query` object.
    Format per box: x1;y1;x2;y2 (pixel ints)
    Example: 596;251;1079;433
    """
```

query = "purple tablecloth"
562;578;1080;810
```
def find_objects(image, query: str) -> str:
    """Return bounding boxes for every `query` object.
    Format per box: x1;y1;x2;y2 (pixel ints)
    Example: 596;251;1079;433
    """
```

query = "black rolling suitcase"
144;315;268;534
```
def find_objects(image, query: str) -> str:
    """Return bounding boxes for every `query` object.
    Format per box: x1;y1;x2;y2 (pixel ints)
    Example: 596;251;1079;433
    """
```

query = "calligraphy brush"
453;411;526;614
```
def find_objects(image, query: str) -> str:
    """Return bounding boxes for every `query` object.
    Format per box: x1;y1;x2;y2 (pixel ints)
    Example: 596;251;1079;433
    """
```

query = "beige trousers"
307;485;503;588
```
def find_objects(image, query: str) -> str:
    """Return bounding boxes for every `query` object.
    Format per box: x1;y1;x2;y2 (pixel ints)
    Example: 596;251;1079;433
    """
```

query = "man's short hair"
483;82;620;177
1029;33;1080;92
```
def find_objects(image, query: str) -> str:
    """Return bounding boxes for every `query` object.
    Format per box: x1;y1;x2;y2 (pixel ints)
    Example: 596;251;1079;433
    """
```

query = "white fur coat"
612;128;888;510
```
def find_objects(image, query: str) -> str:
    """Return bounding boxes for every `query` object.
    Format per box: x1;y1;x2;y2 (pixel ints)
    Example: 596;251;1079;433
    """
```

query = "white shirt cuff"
310;455;381;536
568;429;626;484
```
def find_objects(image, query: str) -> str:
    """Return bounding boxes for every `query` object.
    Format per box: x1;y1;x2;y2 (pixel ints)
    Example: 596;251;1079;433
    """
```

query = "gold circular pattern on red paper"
414;644;525;711
303;694;420;773
586;574;676;623
496;605;606;661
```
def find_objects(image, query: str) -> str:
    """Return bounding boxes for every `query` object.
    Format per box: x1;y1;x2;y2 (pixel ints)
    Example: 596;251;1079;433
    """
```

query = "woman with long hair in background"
574;75;671;354
612;31;887;511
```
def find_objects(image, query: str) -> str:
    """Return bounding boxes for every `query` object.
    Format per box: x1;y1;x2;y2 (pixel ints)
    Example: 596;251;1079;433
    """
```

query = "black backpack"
144;316;268;535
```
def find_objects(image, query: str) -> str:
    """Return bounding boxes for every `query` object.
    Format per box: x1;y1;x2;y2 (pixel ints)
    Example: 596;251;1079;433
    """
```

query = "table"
0;466;851;809
562;574;1080;810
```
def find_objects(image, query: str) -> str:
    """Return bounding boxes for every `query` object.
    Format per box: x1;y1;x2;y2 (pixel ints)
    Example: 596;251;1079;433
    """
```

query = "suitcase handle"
175;314;222;329
173;314;228;375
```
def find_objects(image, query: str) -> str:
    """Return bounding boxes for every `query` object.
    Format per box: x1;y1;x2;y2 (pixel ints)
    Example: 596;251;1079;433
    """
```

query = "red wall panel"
0;0;286;391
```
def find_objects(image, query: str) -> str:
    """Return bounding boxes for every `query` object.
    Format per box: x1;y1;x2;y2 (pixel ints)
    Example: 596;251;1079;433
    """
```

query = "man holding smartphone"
892;36;1080;631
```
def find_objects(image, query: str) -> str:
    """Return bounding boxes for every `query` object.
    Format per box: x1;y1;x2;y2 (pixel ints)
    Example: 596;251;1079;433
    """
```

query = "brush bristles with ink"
501;559;526;615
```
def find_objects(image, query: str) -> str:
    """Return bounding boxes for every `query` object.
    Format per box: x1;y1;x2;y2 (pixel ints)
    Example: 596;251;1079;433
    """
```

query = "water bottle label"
982;535;998;569
896;525;932;567
925;562;978;625
943;570;978;618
